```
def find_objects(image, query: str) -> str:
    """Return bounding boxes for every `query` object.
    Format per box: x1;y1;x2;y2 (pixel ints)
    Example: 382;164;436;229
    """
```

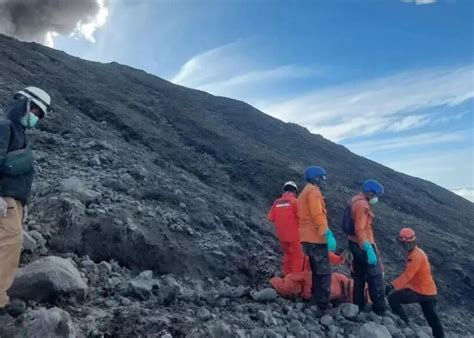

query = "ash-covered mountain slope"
0;32;472;324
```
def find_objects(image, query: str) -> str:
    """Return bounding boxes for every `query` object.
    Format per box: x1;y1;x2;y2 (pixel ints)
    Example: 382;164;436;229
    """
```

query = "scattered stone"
206;321;233;337
7;299;26;317
368;312;383;324
414;326;432;338
60;177;101;206
88;154;101;167
359;322;392;338
17;307;75;338
328;325;339;338
258;310;278;326
232;285;248;298
251;288;278;302
340;303;359;319
403;327;415;337
157;276;181;306
288;320;308;336
29;230;47;249
129;270;154;300
98;261;113;274
321;314;334;327
196;307;212;322
10;256;87;302
23;231;38;252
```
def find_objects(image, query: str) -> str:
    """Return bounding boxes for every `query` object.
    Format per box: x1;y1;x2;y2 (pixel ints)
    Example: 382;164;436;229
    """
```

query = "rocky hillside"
0;33;473;336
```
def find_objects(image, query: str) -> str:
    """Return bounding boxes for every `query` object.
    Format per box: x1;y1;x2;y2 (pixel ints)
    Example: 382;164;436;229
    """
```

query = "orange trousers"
280;241;304;276
0;198;23;308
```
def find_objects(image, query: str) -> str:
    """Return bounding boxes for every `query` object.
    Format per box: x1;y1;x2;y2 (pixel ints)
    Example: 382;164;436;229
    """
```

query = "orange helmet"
398;228;416;242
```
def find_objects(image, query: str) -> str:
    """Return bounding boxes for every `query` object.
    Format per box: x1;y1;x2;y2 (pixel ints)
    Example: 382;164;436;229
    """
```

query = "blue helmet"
304;166;327;182
363;179;384;195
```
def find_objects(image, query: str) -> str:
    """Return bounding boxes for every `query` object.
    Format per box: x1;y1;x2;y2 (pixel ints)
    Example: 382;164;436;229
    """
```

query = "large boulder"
10;256;87;301
60;176;101;206
17;307;76;338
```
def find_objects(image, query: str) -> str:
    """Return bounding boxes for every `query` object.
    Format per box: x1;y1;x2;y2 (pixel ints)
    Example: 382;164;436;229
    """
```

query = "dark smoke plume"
0;0;108;47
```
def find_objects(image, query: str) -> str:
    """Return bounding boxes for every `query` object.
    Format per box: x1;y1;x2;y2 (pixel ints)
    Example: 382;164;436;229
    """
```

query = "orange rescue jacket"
297;184;328;244
348;193;375;245
268;192;299;242
269;253;348;301
392;246;437;296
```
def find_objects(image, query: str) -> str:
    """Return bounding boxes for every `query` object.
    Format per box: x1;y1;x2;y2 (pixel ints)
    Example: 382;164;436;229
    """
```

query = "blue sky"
50;0;473;201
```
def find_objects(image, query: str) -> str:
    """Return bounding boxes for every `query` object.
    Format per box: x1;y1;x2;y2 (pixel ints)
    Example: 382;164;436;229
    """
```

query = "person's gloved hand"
325;229;337;252
0;198;7;217
363;240;377;265
385;284;394;296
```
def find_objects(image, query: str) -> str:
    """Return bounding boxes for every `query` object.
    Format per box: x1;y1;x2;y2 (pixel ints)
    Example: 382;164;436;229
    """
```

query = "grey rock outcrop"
10;256;87;301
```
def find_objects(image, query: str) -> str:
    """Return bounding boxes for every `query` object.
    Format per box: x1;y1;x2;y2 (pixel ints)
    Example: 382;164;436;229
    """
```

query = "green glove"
325;229;337;252
363;240;377;265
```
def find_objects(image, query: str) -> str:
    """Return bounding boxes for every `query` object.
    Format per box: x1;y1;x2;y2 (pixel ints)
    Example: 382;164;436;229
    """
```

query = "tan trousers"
0;197;23;308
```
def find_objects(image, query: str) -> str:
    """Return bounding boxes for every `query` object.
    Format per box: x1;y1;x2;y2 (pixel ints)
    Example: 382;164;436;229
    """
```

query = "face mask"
369;196;379;205
20;112;39;129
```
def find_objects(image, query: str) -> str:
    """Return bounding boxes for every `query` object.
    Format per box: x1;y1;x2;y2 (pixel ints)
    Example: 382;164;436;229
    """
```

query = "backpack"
341;199;355;235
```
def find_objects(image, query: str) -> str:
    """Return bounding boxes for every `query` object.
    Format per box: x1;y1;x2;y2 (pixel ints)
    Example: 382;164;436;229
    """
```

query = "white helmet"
283;181;298;193
17;86;51;117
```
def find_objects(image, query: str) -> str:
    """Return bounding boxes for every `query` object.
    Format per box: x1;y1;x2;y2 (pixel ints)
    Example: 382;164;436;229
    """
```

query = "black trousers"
302;242;331;309
388;289;445;338
349;240;386;315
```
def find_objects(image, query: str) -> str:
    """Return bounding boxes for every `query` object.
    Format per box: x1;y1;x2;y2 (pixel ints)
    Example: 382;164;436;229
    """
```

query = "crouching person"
386;228;445;338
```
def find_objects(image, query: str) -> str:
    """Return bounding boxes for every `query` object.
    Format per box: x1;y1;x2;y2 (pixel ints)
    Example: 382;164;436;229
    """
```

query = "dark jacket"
0;98;34;206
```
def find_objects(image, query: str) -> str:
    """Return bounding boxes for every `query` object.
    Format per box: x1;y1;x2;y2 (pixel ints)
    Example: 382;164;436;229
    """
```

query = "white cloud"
452;187;474;202
345;130;471;155
199;65;321;97
172;40;253;88
381;148;474;190
401;0;437;5
261;65;474;141
172;40;321;98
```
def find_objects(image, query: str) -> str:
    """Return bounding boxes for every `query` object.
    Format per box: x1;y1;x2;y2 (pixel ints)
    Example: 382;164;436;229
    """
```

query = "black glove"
385;284;394;296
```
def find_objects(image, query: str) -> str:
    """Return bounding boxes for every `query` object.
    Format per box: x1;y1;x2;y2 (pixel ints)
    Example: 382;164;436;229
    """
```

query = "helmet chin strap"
26;98;31;128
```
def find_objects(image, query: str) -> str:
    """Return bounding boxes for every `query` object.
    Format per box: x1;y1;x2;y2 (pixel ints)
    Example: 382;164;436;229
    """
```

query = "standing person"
268;181;303;276
0;87;51;316
297;166;337;311
386;228;445;338
347;179;386;315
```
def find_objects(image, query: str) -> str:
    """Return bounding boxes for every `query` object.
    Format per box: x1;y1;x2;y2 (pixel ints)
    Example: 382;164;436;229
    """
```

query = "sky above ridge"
3;0;473;201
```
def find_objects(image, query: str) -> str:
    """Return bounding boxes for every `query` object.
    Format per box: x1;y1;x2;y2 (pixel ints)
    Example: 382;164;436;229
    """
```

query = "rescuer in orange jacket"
268;181;303;275
297;166;337;311
346;179;386;315
386;228;445;338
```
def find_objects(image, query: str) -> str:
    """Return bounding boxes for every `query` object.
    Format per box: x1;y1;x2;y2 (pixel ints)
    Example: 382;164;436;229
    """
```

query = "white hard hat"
283;181;298;193
17;86;51;117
